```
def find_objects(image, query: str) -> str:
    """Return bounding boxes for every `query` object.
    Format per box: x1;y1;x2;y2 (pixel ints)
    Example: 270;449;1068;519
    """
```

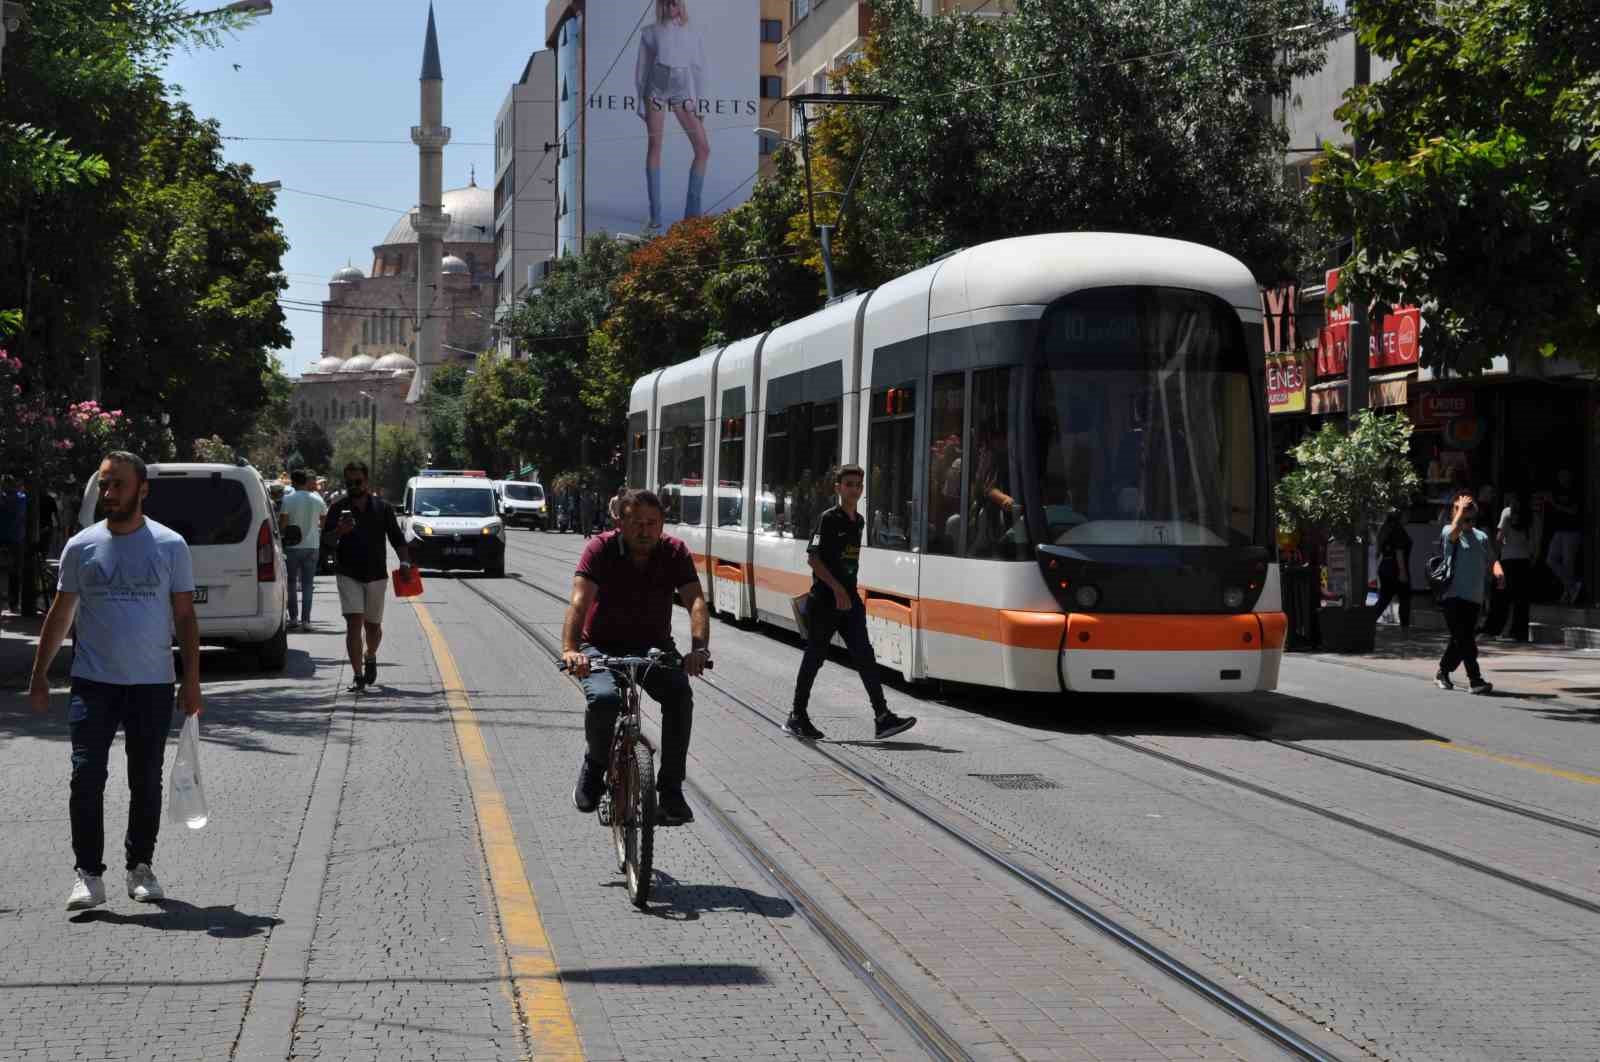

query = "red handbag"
392;566;424;598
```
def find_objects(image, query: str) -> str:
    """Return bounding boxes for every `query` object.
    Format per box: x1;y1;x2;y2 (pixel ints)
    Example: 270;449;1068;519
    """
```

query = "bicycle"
561;649;711;908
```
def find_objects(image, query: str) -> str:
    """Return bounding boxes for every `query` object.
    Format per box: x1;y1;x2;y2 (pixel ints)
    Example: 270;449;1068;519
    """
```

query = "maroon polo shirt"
575;529;698;650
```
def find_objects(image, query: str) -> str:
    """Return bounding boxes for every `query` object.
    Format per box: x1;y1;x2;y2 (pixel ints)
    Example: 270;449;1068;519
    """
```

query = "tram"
627;232;1286;693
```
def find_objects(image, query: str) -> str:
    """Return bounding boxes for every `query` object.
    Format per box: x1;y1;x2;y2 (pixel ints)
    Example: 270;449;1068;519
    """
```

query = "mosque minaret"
407;2;451;403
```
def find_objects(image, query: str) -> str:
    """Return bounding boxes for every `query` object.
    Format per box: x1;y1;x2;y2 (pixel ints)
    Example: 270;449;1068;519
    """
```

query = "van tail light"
257;520;276;582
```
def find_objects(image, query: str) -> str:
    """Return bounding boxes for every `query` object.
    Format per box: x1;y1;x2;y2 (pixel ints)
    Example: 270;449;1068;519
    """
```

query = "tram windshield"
1029;287;1261;548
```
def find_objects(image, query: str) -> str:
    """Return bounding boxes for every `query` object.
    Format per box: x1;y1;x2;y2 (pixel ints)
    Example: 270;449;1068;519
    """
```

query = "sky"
162;0;540;378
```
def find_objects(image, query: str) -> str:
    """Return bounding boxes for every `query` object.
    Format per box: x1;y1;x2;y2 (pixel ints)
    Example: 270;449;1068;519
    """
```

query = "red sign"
1260;284;1298;354
1417;390;1474;427
1265;353;1307;413
1315;296;1422;378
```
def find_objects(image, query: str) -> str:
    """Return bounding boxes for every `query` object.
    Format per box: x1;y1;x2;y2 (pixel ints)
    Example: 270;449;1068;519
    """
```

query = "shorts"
336;576;388;622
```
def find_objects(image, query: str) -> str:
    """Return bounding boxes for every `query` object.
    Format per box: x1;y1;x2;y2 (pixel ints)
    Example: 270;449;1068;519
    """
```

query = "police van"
400;472;505;576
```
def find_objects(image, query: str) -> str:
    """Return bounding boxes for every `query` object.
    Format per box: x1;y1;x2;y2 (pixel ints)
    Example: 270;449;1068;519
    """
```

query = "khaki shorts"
336;576;388;623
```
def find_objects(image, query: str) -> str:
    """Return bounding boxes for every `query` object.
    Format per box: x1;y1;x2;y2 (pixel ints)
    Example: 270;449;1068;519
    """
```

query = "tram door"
859;366;928;682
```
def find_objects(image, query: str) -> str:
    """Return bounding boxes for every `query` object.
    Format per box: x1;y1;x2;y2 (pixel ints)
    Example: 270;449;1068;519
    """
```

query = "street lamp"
357;390;377;490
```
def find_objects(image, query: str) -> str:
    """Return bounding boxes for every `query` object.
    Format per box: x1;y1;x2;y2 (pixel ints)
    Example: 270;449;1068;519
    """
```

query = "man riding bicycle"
562;489;709;826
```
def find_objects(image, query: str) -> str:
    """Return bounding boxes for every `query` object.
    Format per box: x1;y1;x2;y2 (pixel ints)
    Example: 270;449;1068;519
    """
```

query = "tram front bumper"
1059;612;1286;693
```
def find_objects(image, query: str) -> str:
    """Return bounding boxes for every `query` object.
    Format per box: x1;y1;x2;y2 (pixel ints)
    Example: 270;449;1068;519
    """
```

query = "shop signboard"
1261;284;1298;354
1315;270;1423;378
582;0;759;237
1265;352;1308;414
1416;389;1474;428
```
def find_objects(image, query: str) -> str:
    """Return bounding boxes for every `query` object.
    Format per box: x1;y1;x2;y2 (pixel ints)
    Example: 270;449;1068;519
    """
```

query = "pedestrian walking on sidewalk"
1372;510;1413;629
1435;489;1505;695
279;469;327;631
26;451;203;912
321;462;411;692
1484;492;1533;641
785;465;915;742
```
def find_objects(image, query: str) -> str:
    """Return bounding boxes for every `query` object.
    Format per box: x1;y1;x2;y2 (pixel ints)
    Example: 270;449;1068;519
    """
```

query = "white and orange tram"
627;232;1288;694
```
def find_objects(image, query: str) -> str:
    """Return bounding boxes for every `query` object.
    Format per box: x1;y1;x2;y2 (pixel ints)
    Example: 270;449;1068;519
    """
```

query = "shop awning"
1308;370;1413;414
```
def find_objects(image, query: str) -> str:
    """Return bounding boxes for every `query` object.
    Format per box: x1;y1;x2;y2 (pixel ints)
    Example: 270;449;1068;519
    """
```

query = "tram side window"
716;392;746;528
965;368;1027;560
759;400;841;537
867;382;917;550
926;373;966;556
657;397;705;525
626;412;648;490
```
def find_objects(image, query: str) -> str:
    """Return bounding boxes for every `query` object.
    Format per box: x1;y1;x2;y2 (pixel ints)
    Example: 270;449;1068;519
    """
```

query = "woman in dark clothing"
1372;510;1413;628
1484;492;1533;640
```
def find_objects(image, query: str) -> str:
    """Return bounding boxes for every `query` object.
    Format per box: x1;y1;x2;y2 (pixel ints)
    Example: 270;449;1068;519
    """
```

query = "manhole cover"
968;772;1059;790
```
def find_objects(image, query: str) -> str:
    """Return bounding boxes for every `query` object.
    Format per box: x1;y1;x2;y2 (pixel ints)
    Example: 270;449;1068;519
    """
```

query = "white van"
77;462;289;669
496;480;547;530
401;474;505;576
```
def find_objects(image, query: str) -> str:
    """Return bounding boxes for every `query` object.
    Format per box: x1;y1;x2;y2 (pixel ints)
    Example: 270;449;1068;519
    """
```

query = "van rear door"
142;471;261;619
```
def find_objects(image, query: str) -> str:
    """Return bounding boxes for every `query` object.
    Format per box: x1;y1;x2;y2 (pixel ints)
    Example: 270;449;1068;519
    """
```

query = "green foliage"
1311;0;1600;372
420;363;470;468
288;418;333;474
1275;410;1420;537
192;434;236;463
328;421;426;501
706;149;821;335
463;353;540;476
841;0;1335;283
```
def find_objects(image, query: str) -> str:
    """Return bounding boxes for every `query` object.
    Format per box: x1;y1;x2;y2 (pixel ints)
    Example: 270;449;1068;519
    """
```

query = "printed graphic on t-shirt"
79;555;165;602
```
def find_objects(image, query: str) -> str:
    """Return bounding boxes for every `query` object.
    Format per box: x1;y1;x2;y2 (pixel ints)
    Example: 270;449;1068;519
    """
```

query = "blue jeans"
578;645;693;790
793;591;888;717
68;679;176;875
286;547;318;623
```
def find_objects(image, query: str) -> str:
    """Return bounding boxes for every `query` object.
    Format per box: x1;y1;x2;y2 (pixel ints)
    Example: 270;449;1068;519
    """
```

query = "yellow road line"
1424;739;1600;786
414;602;585;1061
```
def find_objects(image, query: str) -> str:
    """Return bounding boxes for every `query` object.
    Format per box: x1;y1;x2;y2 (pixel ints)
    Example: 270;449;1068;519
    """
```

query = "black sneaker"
657;785;694;826
784;711;826;741
363;657;378;686
1433;672;1454;691
572;757;605;813
348;677;367;693
1469;680;1494;695
874;711;917;740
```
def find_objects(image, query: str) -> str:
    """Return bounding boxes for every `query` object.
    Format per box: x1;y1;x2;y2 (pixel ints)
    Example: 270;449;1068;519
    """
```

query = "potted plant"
1275;409;1420;653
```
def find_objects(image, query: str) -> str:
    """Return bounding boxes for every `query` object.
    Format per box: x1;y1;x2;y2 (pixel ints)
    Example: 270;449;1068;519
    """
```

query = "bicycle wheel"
622;739;656;908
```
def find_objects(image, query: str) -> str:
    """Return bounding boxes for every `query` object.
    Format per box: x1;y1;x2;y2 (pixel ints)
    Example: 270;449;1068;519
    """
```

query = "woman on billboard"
635;0;710;231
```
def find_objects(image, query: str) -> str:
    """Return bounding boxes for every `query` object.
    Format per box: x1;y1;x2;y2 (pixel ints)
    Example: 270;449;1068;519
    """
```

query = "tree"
706;147;822;340
503;233;631;477
329;421;424;501
586;217;722;424
463;354;540;476
831;0;1334;284
1311;0;1600;373
288;418;333;474
420;363;470;467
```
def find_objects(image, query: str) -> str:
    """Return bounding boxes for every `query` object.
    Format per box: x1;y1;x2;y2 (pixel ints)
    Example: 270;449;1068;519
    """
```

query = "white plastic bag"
167;714;209;830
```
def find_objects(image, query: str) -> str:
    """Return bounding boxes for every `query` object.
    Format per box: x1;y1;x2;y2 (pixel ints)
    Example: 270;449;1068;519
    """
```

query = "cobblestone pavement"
507;532;1600;1062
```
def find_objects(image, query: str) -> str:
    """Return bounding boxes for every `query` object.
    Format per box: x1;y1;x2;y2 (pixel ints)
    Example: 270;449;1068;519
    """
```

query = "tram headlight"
1223;586;1246;609
1073;585;1100;609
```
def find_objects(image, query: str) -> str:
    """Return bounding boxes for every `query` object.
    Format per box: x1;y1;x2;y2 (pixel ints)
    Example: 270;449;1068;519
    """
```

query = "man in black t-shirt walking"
321;462;411;692
786;465;916;742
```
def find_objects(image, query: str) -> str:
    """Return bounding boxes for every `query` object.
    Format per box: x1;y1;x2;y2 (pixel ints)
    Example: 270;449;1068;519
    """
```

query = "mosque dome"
308;355;344;374
339;353;377;373
330;264;365;284
373;352;417;372
441;254;469;275
379;181;493;247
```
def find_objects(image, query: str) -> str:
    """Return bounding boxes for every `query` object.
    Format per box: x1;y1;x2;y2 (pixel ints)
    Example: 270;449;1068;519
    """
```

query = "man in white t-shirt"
278;469;328;630
28;451;202;912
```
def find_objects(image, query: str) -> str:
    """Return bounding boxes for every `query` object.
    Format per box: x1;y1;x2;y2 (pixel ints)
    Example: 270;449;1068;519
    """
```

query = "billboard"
583;0;760;236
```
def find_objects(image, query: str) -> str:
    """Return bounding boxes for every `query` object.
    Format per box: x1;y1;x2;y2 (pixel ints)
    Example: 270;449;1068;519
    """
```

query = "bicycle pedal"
597;795;613;826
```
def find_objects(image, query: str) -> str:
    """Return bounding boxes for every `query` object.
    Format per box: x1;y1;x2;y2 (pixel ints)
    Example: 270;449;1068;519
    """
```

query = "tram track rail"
467;565;1348;1062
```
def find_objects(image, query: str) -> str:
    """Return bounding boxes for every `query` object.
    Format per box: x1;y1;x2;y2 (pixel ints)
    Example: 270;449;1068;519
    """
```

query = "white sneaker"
66;871;106;911
126;863;164;902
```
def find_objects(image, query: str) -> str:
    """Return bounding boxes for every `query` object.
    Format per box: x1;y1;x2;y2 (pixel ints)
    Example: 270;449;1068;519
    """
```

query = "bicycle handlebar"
558;649;712;674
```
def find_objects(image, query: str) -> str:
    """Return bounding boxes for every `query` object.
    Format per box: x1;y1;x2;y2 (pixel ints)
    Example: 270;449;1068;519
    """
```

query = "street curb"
230;666;353;1062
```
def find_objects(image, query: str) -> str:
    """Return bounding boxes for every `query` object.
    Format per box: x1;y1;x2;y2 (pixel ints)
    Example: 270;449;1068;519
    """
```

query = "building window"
759;133;780;156
791;0;810;25
761;18;783;43
362;320;369;344
760;75;782;99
